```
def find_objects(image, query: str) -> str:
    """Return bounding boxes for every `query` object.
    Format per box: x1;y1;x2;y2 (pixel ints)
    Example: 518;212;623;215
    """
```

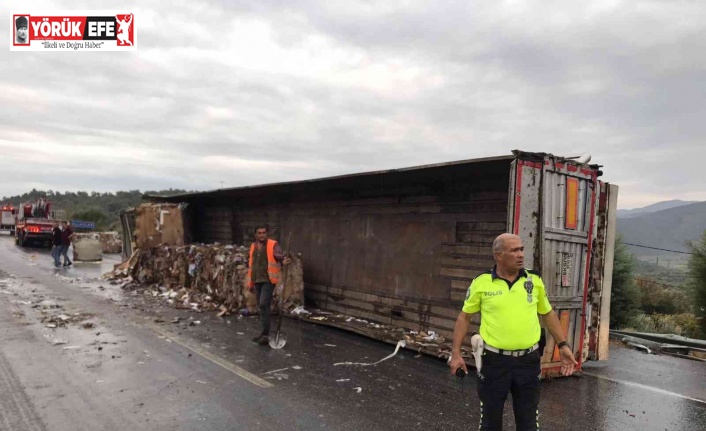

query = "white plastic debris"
423;331;440;341
471;334;485;373
334;340;407;367
354;387;362;393
264;373;289;381
345;317;370;324
262;367;289;375
291;306;311;315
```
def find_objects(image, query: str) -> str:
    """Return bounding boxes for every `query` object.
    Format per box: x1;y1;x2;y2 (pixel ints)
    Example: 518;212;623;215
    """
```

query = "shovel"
269;232;292;349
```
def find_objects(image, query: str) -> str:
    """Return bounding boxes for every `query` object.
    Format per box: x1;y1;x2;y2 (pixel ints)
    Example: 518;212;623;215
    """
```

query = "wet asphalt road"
0;234;704;431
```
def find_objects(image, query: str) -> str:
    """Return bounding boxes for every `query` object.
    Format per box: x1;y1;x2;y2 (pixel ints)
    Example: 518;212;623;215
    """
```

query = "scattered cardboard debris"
105;243;304;318
98;231;122;254
42;312;94;328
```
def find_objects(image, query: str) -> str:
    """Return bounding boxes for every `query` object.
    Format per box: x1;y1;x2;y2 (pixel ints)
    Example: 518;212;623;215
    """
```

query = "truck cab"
1;205;16;235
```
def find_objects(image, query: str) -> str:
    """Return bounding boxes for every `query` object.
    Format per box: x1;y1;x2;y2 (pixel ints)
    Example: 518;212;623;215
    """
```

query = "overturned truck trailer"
144;150;618;374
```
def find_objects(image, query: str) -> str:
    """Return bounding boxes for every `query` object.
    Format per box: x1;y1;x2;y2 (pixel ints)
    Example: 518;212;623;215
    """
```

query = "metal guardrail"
610;330;706;349
610;330;706;362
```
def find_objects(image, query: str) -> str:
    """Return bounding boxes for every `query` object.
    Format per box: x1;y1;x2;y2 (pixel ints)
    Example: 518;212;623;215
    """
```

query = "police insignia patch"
524;279;534;304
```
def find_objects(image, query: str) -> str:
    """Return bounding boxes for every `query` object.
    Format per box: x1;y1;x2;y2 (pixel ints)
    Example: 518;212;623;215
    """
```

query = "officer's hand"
283;257;292;266
559;346;577;376
449;355;467;376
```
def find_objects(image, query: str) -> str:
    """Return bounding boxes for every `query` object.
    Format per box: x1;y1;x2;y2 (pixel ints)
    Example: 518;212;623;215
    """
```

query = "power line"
623;242;691;255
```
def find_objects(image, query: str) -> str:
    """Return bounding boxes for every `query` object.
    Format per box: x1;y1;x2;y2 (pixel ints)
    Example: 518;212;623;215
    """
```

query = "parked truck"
15;198;66;248
1;205;16;235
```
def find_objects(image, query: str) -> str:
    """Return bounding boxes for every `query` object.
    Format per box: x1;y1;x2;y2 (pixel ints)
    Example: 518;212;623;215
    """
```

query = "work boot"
252;333;265;342
257;335;269;345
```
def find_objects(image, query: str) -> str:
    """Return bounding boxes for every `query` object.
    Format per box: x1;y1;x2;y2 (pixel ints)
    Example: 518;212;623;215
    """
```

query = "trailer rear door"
509;155;599;374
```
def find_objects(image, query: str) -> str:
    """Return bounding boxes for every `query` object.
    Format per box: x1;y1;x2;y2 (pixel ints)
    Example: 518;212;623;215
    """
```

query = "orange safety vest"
247;239;281;288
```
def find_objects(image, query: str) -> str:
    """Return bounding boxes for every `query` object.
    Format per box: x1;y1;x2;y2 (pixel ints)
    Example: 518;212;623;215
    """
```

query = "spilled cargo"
107;243;304;316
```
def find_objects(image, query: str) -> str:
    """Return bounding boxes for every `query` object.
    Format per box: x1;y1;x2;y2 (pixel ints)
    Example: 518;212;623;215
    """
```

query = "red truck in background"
15;198;66;248
1;204;16;235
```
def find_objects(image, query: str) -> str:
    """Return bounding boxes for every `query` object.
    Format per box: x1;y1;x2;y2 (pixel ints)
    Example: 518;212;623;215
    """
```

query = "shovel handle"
279;231;293;302
275;232;293;333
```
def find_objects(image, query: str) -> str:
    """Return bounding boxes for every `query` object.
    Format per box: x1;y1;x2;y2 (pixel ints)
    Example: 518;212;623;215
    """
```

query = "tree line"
1;188;189;231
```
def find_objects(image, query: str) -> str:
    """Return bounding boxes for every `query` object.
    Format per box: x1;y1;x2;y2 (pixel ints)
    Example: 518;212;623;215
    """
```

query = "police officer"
449;233;577;431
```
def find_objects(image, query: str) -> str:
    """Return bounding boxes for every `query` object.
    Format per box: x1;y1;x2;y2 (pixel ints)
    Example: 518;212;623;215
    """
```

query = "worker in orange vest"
246;225;291;345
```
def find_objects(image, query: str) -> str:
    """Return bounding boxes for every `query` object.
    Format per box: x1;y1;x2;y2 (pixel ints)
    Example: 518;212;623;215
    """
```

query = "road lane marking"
582;371;705;404
145;322;273;389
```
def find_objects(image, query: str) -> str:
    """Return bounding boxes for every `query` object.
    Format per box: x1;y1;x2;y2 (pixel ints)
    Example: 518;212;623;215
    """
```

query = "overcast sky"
2;1;705;209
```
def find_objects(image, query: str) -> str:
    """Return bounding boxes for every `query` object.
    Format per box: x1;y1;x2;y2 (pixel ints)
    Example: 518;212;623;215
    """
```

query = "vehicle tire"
18;232;25;247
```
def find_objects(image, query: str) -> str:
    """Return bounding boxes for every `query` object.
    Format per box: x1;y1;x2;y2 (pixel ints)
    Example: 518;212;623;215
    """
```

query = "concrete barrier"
72;233;102;262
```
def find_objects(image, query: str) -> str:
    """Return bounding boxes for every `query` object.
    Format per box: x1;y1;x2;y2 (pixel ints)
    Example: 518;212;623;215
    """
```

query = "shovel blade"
269;332;287;349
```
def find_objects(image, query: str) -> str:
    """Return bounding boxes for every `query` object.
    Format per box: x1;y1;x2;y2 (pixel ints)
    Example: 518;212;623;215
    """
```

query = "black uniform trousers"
477;348;541;431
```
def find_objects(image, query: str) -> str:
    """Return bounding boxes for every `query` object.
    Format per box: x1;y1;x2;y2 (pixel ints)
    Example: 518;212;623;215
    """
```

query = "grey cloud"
0;1;705;206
